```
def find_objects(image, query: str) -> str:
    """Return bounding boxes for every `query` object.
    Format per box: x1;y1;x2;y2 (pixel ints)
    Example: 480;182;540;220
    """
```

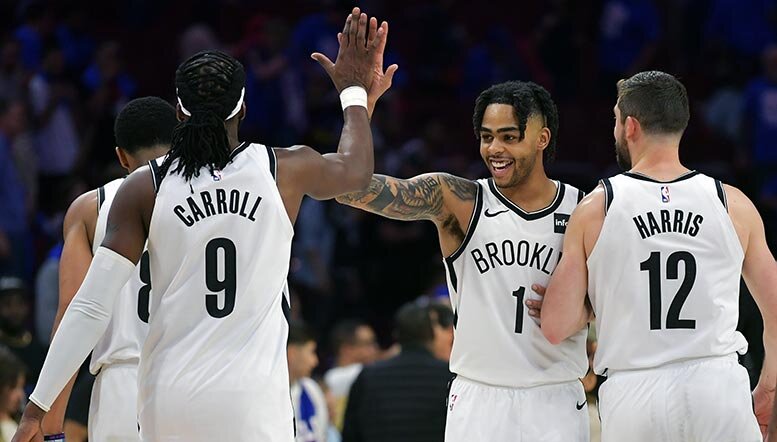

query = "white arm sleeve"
29;247;135;411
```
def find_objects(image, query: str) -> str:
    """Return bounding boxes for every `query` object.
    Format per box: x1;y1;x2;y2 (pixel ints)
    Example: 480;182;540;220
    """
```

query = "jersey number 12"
640;251;697;330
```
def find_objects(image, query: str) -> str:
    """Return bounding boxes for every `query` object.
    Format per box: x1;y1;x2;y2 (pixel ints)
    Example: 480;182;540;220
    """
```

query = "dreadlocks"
472;81;560;162
162;50;246;181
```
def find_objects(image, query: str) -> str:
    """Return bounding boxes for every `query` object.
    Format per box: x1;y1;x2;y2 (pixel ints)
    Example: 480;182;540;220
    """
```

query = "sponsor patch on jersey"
554;213;570;233
212;169;223;181
661;185;670;203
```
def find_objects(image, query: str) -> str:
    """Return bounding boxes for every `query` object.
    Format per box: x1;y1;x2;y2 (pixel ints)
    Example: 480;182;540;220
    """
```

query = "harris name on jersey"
173;188;262;227
632;209;703;240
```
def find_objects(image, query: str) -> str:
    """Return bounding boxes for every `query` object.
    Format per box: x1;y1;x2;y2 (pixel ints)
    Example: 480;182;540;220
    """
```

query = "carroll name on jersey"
173;188;262;227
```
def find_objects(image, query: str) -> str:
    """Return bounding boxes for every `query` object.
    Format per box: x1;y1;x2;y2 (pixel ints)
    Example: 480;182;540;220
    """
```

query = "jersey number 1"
640;251;697;330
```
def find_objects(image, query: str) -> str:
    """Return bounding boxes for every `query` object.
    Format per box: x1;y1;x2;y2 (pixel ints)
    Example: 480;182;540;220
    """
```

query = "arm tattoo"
337;173;476;221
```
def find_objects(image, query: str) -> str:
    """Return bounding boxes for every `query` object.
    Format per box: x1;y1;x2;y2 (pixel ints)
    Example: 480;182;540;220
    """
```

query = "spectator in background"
428;302;454;362
0;99;30;278
54;7;95;73
33;243;61;343
324;320;379;430
12;2;54;72
28;41;80;192
0;277;45;391
741;45;777;190
598;0;660;85
705;0;777;60
0;346;26;442
0;39;26;102
288;321;329;442
342;302;450;442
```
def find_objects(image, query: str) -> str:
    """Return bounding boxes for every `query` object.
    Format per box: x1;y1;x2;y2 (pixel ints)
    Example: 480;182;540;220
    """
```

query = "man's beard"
615;136;632;171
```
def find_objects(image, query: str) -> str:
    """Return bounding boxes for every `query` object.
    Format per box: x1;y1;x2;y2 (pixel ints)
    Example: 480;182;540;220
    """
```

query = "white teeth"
490;159;513;169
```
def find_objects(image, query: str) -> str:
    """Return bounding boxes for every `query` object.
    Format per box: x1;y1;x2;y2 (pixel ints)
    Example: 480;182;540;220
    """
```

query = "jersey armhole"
601;178;614;215
266;146;277;181
148;159;164;193
97;186;105;213
715;179;728;212
444;183;483;263
577;188;585;203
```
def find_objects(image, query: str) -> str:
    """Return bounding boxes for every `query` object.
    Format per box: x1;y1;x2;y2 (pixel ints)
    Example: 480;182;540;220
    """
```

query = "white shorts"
138;380;294;441
445;376;590;442
599;355;761;442
88;363;141;442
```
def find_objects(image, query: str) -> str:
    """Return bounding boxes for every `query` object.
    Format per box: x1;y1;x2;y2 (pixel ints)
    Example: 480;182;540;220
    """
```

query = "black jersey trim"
97;186;105;212
444;183;483;263
601;178;614;215
229;141;250;160
281;294;291;322
266;145;277;181
577;189;585;203
148;159;163;194
715;179;728;211
622;170;699;183
487;178;565;220
445;259;458;296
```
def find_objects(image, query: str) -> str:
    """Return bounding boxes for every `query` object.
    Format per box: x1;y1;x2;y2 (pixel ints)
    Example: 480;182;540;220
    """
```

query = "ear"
238;102;246;121
625;116;639;140
537;127;551;152
115;147;131;172
176;103;187;122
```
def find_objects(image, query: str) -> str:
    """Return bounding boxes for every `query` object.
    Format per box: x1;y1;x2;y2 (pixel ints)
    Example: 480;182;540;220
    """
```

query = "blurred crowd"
0;0;775;440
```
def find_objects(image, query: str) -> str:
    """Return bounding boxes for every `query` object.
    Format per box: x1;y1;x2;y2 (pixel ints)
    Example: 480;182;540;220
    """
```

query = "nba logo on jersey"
212;169;223;181
661;186;670;203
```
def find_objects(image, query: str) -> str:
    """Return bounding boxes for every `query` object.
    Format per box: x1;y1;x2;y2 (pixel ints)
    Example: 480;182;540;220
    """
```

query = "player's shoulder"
64;189;99;227
572;184;606;217
721;183;760;219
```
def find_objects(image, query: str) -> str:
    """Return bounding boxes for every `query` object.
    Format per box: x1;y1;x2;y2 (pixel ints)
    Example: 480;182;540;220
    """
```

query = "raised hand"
363;18;398;118
311;7;386;93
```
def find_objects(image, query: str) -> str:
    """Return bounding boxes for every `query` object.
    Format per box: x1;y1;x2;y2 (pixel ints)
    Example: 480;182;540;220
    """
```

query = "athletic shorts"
445;376;590;442
89;362;141;442
599;355;761;442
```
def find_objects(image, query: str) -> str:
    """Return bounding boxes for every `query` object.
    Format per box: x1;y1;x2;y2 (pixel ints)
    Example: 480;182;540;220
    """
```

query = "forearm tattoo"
337;173;476;221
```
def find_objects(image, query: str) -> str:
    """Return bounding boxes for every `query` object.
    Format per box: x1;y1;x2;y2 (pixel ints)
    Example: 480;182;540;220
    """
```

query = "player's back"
588;171;748;374
90;177;150;374
140;143;294;439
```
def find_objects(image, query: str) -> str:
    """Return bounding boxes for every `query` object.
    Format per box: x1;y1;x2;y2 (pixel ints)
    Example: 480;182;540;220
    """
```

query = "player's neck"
498;171;557;213
226;125;241;153
628;141;690;181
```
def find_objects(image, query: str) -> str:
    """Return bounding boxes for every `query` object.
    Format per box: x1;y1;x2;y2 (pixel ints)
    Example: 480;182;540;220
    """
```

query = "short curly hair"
472;81;559;162
114;96;177;154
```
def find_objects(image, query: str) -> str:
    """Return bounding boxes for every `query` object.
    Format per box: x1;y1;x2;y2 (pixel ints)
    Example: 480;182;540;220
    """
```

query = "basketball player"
38;97;176;442
337;81;590;441
540;71;777;441
13;8;386;442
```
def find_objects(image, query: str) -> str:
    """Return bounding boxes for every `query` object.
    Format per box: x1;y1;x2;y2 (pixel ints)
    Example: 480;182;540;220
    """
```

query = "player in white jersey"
13;8;390;442
337;81;590;441
39;97;176;442
541;71;777;441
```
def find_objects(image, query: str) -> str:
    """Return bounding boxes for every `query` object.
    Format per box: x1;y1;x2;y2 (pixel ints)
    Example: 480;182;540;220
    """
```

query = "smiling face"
479;103;548;189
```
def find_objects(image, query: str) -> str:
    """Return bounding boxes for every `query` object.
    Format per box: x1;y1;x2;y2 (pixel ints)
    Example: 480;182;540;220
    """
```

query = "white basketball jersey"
588;171;748;375
140;143;293;413
444;178;588;387
90;177;150;374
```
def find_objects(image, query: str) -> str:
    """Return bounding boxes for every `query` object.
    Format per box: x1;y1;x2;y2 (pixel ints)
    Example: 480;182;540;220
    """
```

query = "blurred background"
0;0;775;438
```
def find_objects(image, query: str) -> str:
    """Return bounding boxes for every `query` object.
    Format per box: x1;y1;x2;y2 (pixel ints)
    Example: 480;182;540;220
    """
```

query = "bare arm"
727;185;777;437
540;187;604;344
40;191;97;435
336;173;478;256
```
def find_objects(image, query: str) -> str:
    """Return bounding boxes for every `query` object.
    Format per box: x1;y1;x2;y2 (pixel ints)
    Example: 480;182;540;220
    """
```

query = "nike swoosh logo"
576;401;586;410
484;209;508;218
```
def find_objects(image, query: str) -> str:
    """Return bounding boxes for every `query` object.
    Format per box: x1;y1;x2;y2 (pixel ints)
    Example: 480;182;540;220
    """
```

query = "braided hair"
472;81;560;162
162;50;246;181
